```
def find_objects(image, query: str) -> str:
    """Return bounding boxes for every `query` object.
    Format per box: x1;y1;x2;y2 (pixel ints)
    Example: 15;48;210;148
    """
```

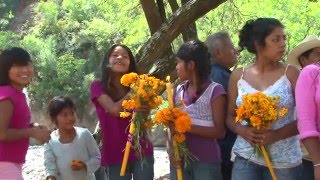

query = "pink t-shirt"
90;80;153;166
0;86;30;163
296;64;320;140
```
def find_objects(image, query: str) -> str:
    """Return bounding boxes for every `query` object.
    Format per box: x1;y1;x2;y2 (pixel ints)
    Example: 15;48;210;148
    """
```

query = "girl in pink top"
0;47;51;179
296;63;320;180
90;44;153;180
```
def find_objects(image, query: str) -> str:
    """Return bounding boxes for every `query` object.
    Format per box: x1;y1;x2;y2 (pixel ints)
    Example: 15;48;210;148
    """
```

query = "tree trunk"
140;0;176;80
180;0;198;42
136;0;226;78
140;0;163;34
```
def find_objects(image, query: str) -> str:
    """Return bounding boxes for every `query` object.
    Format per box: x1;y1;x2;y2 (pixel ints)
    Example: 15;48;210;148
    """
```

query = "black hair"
300;48;314;58
47;96;76;124
100;44;137;93
238;18;284;54
298;48;314;67
176;40;211;93
0;47;32;86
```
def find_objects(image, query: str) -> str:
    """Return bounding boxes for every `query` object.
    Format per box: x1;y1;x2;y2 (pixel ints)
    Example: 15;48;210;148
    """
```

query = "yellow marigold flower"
120;111;131;118
173;133;186;143
120;72;138;86
236;92;284;130
250;116;262;129
279;108;288;117
149;96;162;109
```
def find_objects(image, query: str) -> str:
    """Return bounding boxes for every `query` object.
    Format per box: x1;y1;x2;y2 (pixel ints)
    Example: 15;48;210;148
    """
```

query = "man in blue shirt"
205;31;238;180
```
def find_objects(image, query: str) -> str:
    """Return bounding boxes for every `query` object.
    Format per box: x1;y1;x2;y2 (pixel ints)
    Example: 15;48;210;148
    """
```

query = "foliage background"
0;0;319;129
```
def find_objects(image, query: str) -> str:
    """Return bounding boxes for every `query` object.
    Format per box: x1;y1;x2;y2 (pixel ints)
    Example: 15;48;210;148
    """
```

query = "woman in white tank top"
226;18;302;180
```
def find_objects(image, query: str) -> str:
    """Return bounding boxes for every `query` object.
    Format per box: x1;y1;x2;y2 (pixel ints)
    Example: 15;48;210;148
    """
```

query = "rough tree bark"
136;0;226;79
140;0;163;34
140;0;176;80
180;0;198;42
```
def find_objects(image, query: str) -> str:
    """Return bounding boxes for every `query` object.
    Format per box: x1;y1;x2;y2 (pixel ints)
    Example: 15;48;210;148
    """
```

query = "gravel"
22;146;170;180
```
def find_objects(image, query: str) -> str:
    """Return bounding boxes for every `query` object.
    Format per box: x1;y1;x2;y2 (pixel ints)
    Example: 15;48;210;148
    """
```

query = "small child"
44;96;101;180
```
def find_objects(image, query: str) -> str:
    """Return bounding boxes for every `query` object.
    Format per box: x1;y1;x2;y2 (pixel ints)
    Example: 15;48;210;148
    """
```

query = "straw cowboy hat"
287;35;320;67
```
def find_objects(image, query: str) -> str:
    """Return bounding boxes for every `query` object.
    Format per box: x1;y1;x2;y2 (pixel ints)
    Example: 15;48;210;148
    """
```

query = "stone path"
22;146;170;180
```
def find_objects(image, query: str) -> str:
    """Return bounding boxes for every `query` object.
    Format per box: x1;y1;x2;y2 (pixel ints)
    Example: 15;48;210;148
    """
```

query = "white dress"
44;127;101;180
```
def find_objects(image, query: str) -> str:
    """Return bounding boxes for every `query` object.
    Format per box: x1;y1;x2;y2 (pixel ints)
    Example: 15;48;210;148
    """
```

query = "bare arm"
188;95;226;138
96;93;129;117
226;69;245;134
0;99;51;143
303;137;320;164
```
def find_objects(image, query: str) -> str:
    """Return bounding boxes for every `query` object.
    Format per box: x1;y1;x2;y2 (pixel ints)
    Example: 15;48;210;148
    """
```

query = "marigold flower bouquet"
119;72;165;176
154;76;193;180
155;106;193;156
236;92;288;180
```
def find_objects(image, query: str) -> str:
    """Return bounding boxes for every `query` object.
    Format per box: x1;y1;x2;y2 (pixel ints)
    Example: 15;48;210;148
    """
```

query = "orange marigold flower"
120;72;138;86
173;133;186;143
250;116;262;129
155;110;169;125
235;92;285;130
144;121;154;128
175;115;191;133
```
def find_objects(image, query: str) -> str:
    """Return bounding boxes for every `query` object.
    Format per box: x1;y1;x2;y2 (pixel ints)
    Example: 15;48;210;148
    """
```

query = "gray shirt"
44;127;101;180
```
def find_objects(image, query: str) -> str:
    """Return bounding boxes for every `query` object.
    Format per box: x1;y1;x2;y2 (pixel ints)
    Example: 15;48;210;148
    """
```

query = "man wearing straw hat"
287;35;320;180
287;35;320;69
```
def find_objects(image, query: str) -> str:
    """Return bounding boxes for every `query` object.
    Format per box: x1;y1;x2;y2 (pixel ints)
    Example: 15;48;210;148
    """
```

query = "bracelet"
313;163;320;167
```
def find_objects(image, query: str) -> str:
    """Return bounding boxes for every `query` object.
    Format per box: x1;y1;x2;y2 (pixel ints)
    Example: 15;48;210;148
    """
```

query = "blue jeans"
170;161;222;180
95;166;106;180
232;156;302;180
105;156;154;180
302;159;314;180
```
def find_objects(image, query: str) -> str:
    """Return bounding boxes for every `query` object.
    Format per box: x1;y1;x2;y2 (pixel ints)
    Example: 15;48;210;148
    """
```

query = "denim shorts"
105;156;154;180
170;161;222;180
232;156;302;180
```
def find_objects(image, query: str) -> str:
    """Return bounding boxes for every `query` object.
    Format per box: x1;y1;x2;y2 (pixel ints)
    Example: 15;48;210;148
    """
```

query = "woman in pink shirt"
0;47;51;179
90;44;153;180
296;63;320;180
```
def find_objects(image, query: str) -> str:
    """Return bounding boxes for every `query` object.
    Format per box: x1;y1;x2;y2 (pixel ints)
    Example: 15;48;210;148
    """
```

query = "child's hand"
71;160;86;170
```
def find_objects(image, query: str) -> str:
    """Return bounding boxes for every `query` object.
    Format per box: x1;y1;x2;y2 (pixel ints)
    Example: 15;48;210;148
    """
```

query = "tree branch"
136;0;226;76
